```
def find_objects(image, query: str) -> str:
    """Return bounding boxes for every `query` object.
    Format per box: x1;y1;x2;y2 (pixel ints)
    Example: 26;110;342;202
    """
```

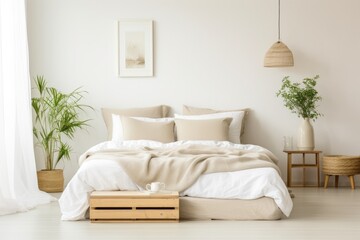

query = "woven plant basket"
37;169;64;193
322;155;360;175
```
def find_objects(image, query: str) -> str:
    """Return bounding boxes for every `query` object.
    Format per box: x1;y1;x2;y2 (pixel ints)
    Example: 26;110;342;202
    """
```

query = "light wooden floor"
1;188;360;240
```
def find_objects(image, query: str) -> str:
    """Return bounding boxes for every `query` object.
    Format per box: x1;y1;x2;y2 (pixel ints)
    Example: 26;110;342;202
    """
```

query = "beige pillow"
121;117;175;143
175;112;244;144
182;105;249;136
175;118;232;141
101;105;170;139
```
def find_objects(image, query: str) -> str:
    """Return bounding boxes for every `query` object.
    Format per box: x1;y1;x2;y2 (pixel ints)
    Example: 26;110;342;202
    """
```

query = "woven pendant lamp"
264;0;294;67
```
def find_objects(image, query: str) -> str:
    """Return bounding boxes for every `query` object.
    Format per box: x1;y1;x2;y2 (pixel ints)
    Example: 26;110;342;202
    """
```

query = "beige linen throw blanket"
79;144;280;192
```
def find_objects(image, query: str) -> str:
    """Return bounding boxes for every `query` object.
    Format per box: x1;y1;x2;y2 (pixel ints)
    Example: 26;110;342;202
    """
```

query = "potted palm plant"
276;75;323;150
32;76;92;192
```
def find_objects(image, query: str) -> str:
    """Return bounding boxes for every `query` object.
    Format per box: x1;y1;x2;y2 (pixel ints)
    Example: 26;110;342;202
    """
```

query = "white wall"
27;0;360;186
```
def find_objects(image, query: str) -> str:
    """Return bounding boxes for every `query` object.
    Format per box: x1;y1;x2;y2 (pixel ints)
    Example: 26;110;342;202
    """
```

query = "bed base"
180;196;282;220
88;191;282;222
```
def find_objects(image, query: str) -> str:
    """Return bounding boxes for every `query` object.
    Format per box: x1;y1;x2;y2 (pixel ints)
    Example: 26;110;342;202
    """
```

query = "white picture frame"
118;20;153;77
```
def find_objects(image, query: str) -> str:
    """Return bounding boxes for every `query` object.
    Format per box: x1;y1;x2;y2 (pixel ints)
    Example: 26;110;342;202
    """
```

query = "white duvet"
59;140;293;220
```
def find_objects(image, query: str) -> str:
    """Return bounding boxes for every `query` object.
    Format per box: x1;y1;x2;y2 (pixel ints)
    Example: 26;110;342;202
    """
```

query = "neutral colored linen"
175;111;244;143
79;141;280;192
120;116;175;143
175;118;232;142
101;105;170;139
112;115;174;142
59;140;292;220
182;105;249;137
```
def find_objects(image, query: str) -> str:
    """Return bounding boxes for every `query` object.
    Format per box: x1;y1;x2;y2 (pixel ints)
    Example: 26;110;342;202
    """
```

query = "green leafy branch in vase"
276;75;323;121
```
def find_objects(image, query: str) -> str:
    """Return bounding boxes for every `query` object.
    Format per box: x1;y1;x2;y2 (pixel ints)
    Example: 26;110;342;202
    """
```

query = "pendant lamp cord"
278;0;281;41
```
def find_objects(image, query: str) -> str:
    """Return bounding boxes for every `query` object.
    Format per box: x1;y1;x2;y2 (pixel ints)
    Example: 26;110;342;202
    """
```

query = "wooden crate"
90;191;179;222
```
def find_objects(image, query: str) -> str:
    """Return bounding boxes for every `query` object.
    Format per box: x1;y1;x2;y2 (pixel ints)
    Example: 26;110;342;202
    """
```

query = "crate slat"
91;219;179;223
90;198;179;208
90;209;179;220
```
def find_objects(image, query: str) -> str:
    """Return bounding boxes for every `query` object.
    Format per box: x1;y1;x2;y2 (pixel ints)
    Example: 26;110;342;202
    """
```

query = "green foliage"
32;76;93;170
276;75;323;120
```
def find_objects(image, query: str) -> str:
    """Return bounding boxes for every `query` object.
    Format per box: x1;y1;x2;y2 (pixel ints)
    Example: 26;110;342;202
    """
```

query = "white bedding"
59;140;293;220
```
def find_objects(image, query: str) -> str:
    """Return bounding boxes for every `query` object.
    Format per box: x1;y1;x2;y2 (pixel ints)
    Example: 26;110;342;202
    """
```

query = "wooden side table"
284;150;322;187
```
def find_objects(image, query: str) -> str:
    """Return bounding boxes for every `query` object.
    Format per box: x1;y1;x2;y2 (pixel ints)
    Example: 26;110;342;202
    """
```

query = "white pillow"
111;114;174;142
174;111;245;144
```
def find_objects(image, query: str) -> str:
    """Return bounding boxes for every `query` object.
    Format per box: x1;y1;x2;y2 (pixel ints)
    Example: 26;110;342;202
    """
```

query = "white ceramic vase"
297;118;314;150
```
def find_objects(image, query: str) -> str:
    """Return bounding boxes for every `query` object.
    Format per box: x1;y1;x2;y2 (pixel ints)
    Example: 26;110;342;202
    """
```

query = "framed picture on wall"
118;20;153;77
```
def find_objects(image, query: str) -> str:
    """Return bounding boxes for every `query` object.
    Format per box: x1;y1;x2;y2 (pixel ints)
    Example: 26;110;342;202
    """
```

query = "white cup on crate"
146;182;166;192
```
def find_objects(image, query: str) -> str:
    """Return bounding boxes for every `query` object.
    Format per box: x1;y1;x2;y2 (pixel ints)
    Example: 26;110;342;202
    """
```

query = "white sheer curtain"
0;0;55;215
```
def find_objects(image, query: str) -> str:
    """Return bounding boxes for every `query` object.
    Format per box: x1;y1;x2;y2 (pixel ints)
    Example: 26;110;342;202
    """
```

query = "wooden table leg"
302;153;306;186
335;175;339;188
324;175;330;188
349;175;355;189
287;153;292;187
316;153;320;187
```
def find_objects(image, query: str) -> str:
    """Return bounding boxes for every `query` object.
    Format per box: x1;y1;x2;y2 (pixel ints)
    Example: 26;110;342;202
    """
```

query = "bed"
58;105;293;221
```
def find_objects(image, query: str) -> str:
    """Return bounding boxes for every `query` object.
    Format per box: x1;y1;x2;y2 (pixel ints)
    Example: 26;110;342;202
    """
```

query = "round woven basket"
322;155;360;175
